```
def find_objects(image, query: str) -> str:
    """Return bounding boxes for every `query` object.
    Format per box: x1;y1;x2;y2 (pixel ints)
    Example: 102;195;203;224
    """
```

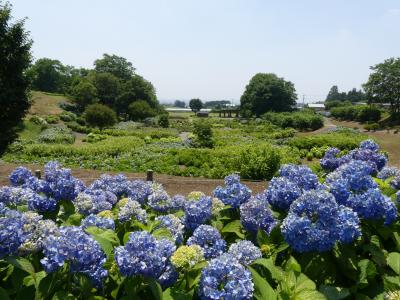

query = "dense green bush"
44;115;60;124
129;100;156;121
84;103;117;129
331;105;381;122
364;123;380;131
37;126;75;144
29;115;47;126
59;111;77;122
262;111;324;131
158;114;169;128
193;121;214;148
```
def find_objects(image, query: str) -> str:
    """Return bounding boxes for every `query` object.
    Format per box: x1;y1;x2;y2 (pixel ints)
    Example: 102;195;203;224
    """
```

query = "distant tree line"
325;86;366;102
27;54;162;122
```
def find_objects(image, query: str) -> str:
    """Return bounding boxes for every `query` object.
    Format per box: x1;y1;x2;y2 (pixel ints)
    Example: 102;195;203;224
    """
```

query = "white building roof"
308;103;325;108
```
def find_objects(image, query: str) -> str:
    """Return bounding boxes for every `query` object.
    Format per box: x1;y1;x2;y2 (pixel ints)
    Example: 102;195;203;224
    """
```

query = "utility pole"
302;95;305;107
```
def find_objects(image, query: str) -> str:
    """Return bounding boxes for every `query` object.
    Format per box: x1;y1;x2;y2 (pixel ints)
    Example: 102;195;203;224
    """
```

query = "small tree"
363;57;400;121
174;100;186;108
128;100;156;121
240;73;297;116
0;2;32;154
158;114;169;128
84;104;117;129
193;121;214;148
71;80;98;110
189;98;203;113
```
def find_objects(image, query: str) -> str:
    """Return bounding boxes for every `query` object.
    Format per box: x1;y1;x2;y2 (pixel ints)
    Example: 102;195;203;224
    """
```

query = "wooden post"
35;170;41;179
146;169;154;182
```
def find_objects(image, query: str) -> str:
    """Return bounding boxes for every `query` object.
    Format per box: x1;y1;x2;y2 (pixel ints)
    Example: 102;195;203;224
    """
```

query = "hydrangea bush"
1;139;400;299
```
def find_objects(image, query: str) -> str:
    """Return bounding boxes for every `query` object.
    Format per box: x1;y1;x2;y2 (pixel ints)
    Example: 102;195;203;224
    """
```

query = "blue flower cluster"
81;214;115;230
199;253;254;300
126;180;152;204
41;226;108;287
114;231;176;279
155;214;184;244
240;196;277;234
264;177;302;211
73;189;114;215
279;164;321;191
321;140;387;174
326;160;397;225
187;225;226;259
148;183;174;212
184;196;213;231
391;176;400;190
9;166;34;186
213;174;252;208
90;174;131;198
281;190;361;252
320;147;341;172
0;203;27;258
228;240;261;266
117;198;148;223
377;167;400;180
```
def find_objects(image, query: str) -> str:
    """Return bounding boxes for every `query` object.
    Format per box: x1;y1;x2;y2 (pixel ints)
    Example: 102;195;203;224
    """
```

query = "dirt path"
0;162;267;195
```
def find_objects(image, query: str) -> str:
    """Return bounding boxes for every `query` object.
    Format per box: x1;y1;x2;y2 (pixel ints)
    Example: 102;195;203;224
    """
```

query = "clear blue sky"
10;0;400;103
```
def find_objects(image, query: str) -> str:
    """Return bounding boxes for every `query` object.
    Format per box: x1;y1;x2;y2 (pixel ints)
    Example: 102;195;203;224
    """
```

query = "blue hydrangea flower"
199;253;254;300
240;196;277;234
81;214;115;230
114;231;176;279
148;183;174;212
213;174;252;208
228;240;262;266
184;196;213;231
155;214;184;244
73;189;113;215
170;194;187;211
90;174;131;198
9;167;34;186
117;198;147;223
28;193;57;212
281;190;361;253
41;226;107;287
391;176;400;190
0;186;35;207
126;180;152;204
320;147;341;172
264;177;302;211
187;225;226;259
279;164;321;191
158;263;179;288
345;188;397;225
0;203;27;258
43;161;86;201
377;167;400;180
360;139;380;152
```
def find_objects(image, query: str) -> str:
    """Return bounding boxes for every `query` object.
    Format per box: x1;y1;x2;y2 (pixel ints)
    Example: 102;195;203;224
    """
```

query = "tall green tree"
240;73;297;116
189;98;203;113
0;1;32;154
28;58;69;93
89;72;120;107
363;57;400;121
94;54;135;80
71;80;98;110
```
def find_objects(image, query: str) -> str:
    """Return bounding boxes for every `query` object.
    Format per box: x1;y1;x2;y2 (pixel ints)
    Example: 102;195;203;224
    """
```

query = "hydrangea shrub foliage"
1;140;400;299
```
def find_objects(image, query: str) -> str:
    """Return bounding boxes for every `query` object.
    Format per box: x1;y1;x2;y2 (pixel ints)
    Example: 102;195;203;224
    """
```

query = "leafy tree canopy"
84;103;117;129
0;1;32;154
94;54;135;80
240;73;297;116
71;80;98;110
189;98;203;113
174;100;186;108
129;100;156;121
326;85;365;102
363;57;400;120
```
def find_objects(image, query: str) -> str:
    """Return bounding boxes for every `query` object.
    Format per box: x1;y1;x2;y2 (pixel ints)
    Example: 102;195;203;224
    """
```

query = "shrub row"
262;111;324;131
330;105;381;122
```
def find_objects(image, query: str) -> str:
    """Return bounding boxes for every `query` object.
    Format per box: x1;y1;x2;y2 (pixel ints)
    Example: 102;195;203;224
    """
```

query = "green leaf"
358;259;377;286
0;287;10;300
37;273;59;300
52;290;77;300
163;287;192;300
63;213;83;226
85;227;120;257
319;285;351;300
146;278;163;300
248;266;277;300
5;257;35;276
252;258;284;281
387;252;400;275
152;227;174;240
295;289;327;300
221;220;245;239
285;256;301;273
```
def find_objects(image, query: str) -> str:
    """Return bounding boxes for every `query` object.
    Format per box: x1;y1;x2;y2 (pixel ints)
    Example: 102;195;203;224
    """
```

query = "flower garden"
1;139;400;299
